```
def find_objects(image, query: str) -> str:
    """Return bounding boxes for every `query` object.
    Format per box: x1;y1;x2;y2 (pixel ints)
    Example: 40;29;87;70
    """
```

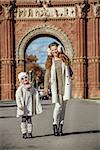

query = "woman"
44;42;73;136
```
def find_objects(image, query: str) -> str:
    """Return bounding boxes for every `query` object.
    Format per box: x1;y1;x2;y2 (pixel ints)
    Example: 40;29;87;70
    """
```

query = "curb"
0;101;16;107
80;99;100;103
0;98;100;107
0;100;51;107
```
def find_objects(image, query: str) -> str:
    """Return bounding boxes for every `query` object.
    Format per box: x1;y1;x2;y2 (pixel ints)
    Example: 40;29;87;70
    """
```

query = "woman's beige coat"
51;61;72;103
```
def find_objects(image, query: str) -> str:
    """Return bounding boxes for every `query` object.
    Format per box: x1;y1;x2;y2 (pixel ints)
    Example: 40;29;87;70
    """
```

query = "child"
16;72;42;139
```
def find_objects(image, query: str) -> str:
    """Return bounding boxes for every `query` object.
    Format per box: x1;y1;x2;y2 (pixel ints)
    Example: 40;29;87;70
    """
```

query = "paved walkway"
0;99;100;150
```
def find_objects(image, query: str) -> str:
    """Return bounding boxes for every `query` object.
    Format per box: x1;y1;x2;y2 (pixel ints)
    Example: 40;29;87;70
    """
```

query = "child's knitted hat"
18;72;28;82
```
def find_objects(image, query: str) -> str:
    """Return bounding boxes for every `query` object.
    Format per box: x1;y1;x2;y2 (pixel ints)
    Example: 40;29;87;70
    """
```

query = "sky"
26;37;60;67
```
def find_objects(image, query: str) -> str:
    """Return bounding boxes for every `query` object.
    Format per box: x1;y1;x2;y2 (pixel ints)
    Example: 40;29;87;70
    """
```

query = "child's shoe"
22;133;27;139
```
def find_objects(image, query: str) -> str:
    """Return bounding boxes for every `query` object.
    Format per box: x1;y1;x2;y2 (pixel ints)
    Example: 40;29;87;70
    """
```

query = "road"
0;99;100;150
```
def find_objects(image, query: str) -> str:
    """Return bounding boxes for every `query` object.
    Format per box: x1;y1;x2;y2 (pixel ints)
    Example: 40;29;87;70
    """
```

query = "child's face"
21;76;29;84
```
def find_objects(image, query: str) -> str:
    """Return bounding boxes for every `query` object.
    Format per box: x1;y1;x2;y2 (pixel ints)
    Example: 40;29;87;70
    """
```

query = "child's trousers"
20;116;33;134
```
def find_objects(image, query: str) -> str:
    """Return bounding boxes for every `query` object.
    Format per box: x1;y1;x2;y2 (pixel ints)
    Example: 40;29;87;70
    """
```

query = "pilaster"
72;1;90;99
0;3;15;101
88;3;100;98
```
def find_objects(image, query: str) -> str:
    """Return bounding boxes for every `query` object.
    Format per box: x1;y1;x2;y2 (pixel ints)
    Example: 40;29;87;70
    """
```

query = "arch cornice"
16;24;74;62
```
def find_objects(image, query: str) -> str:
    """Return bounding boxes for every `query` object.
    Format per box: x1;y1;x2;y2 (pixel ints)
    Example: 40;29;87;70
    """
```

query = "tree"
25;54;45;88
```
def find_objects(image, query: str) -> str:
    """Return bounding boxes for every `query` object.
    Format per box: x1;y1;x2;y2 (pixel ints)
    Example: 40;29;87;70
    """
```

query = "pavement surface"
0;99;100;150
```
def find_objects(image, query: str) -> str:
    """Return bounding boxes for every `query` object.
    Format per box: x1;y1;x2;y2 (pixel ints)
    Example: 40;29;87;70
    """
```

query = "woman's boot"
53;124;59;136
59;124;63;136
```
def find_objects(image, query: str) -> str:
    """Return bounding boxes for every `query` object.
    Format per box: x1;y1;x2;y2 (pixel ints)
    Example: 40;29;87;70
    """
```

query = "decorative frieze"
73;58;87;64
73;57;100;64
88;57;100;63
0;59;14;65
93;4;100;17
16;6;76;20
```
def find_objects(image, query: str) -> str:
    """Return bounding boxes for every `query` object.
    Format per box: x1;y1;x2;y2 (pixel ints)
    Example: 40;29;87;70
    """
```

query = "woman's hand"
44;88;48;95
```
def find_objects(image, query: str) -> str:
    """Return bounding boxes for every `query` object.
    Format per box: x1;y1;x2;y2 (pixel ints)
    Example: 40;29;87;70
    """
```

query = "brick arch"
16;24;74;64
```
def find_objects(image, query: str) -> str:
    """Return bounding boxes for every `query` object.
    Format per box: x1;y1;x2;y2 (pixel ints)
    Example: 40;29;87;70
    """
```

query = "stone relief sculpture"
36;0;51;6
0;6;2;23
76;1;90;18
1;4;12;19
95;5;100;17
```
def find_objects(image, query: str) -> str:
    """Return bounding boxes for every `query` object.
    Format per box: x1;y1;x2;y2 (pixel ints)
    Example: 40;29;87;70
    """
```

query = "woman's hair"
58;53;71;65
45;52;71;69
45;56;52;69
45;42;71;69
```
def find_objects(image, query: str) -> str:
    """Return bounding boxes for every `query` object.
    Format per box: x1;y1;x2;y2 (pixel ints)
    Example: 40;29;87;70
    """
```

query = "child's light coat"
16;85;42;117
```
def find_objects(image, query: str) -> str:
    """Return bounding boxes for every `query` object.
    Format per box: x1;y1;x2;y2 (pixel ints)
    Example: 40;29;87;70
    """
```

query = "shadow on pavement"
0;116;15;119
32;130;100;138
32;134;53;138
63;130;100;136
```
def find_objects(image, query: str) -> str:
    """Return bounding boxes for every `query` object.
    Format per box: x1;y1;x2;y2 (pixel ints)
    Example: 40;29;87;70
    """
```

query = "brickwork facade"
0;0;100;101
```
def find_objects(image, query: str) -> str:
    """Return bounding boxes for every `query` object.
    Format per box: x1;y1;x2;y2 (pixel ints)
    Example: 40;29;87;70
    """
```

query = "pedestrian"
16;72;42;139
44;42;73;136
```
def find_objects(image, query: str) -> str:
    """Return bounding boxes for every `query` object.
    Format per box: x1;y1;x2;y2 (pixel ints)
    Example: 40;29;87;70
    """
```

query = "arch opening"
25;35;64;89
16;25;74;89
16;25;74;63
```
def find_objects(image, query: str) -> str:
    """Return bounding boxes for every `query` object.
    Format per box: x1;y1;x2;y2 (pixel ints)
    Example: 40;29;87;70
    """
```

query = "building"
0;0;100;101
